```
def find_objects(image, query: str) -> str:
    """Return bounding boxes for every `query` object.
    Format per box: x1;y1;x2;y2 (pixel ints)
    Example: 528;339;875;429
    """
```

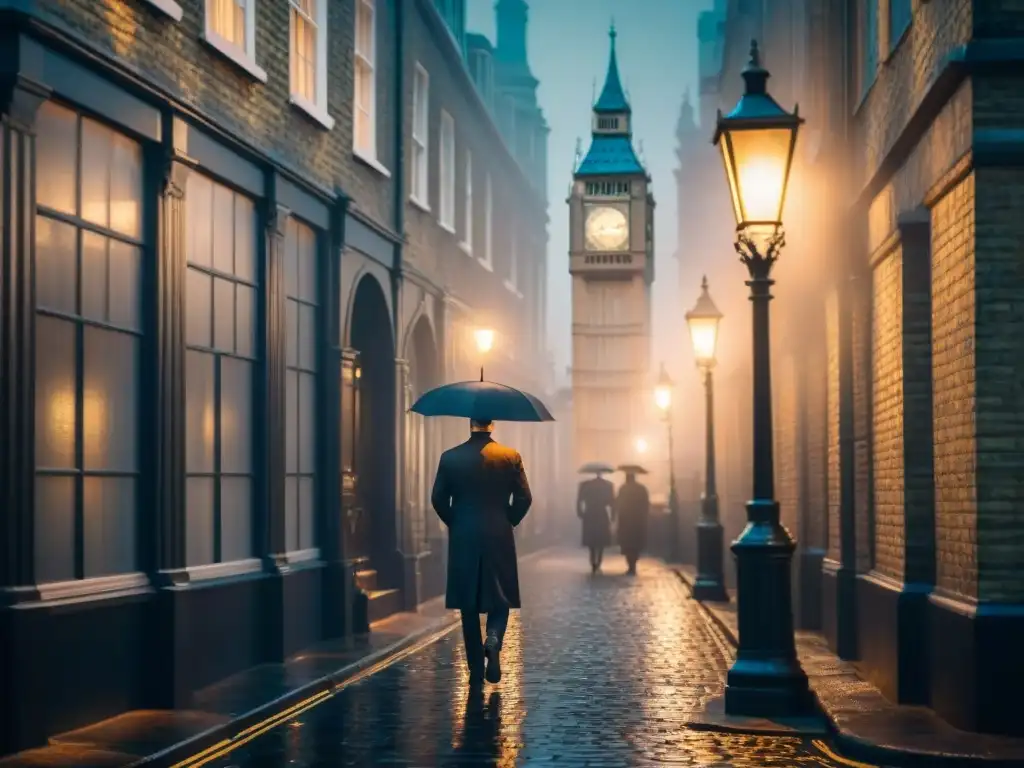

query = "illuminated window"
204;0;265;80
34;101;144;582
184;173;259;566
284;218;318;553
354;0;378;158
439;111;456;230
290;0;333;127
411;64;430;206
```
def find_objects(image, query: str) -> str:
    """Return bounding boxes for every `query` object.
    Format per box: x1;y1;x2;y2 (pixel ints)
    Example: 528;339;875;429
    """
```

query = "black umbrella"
579;462;615;475
409;379;556;422
617;464;649;475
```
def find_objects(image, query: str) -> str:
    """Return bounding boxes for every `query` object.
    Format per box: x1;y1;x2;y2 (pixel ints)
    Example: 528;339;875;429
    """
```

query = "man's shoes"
468;660;485;687
484;635;502;684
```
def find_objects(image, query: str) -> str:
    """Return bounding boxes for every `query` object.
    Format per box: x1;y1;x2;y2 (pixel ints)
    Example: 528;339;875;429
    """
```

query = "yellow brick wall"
826;290;842;562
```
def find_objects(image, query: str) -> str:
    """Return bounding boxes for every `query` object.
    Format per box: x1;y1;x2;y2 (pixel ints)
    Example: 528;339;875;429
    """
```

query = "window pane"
220;476;252;562
186;476;214;566
212;184;235;275
299;371;316;473
34;475;76;583
109;132;142;239
220;357;252;474
286;369;299;473
35;216;77;315
299;476;314;549
286;299;299;367
213;276;235;353
299;304;316;371
234;195;256;282
285;475;299;552
186;268;212;347
185;350;215;473
83;476;137;577
187;174;213;268
81;231;108;323
36;102;78;215
236;284;256;359
81;119;112;229
35;315;77;468
83;327;138;472
108;240;142;331
298;224;317;302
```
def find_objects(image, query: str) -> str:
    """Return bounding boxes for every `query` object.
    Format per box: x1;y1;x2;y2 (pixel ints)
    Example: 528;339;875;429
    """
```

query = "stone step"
366;588;403;624
354;568;378;592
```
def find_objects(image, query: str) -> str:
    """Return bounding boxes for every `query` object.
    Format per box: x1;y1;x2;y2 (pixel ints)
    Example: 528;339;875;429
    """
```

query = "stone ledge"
675;566;1024;767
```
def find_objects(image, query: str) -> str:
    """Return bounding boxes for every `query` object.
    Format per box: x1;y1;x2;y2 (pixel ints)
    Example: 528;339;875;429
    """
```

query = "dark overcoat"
431;432;533;612
615;479;650;555
577;477;614;549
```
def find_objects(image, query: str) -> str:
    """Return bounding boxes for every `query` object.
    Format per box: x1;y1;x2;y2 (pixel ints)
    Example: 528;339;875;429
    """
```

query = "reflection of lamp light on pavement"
634;436;648;455
474;327;494;381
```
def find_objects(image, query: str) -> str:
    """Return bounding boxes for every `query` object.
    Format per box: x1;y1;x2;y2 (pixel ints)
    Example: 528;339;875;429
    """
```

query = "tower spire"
594;21;629;114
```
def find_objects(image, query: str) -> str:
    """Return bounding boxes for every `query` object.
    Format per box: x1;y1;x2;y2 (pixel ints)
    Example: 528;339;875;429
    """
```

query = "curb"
672;569;1024;768
134;545;555;768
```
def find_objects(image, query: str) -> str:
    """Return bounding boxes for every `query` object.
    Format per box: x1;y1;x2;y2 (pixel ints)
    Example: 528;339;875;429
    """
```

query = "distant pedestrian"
431;419;532;687
615;467;650;575
577;471;615;573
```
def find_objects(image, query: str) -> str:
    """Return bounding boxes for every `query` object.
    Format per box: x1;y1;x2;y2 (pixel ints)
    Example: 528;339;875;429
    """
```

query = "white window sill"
478;256;494;272
409;195;431;213
186;558;264;583
459;240;472;256
142;0;183;21
503;279;523;298
201;30;267;83
32;572;152;604
354;149;391;178
290;93;335;130
439;220;456;235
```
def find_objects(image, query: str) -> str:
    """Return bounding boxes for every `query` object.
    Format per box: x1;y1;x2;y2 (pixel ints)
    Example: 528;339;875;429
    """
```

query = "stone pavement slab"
183;549;887;767
674;565;1024;768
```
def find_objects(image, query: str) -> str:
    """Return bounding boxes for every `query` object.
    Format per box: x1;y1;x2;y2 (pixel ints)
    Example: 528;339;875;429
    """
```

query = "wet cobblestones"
208;551;876;767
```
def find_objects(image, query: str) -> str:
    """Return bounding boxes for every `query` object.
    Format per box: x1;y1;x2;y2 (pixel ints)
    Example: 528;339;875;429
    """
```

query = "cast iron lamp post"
713;39;811;717
686;277;728;602
654;364;680;562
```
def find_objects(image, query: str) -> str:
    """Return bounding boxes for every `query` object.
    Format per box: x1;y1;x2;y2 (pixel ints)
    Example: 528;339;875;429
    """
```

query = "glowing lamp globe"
685;276;723;368
474;328;495;354
712;39;803;236
654;364;674;414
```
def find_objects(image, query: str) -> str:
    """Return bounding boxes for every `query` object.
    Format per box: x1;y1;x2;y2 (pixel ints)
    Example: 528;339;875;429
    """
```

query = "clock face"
585;206;629;251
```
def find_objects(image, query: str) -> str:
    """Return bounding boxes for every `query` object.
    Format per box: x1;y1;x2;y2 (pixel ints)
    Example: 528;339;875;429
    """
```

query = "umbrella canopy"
617;464;649;475
409;379;555;422
579;462;615;475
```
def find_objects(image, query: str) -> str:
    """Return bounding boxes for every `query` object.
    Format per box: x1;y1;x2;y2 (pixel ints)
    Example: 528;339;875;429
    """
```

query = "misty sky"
467;0;713;387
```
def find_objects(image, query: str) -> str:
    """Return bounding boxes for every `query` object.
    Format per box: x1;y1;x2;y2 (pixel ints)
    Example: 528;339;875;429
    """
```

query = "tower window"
597;117;619;131
584;181;629;196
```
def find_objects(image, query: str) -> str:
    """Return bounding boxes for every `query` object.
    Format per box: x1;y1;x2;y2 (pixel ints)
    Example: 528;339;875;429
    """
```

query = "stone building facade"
0;0;550;755
694;0;1024;738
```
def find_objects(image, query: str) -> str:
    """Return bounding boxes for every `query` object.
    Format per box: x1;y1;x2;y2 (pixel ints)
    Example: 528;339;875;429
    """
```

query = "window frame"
202;0;267;83
480;173;493;271
439;110;456;232
289;0;335;130
354;0;387;173
461;150;473;254
410;63;430;210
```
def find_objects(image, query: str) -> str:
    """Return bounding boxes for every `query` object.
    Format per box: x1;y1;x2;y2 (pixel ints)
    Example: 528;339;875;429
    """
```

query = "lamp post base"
725;500;811;718
693;519;728;602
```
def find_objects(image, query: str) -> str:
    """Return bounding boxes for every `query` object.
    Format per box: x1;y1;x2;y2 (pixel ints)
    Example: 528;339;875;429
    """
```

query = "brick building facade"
0;0;551;755
684;0;1024;737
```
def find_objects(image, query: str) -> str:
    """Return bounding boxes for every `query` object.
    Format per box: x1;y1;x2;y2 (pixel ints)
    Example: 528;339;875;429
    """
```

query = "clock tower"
568;25;654;472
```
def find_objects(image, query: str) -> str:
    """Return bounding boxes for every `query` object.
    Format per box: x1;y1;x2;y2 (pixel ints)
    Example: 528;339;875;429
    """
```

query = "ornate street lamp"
654;363;680;562
685;277;727;602
712;39;810;718
474;327;495;381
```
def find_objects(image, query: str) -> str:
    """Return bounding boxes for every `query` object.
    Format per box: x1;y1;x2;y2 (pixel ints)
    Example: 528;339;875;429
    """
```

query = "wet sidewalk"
0;595;461;768
674;565;1024;768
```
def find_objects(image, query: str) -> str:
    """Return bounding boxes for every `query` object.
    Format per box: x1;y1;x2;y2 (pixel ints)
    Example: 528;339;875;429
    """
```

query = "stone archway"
347;274;396;581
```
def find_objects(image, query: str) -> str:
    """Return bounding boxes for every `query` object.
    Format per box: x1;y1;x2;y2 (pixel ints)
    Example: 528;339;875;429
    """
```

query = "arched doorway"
347;275;396;580
405;317;440;556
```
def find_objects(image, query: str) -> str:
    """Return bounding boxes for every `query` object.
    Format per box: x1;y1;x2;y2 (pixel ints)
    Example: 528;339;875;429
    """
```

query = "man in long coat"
615;470;650;575
431;418;532;686
577;473;614;573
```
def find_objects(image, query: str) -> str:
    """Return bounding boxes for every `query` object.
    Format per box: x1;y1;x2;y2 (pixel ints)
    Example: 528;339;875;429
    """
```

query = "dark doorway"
348;275;396;581
407;318;441;552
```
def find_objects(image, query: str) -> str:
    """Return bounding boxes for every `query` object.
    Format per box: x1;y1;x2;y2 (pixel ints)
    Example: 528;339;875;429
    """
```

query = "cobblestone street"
205;550;873;767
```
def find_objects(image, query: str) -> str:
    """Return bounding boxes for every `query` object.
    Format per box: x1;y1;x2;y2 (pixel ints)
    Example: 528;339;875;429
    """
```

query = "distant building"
705;0;1024;739
0;0;550;756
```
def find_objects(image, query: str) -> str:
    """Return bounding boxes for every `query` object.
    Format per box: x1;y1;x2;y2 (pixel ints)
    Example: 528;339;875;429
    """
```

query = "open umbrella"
617;464;649;475
579;462;615;475
409;379;555;422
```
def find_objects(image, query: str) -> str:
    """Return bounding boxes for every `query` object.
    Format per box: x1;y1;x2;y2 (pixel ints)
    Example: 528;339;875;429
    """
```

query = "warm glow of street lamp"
713;40;802;235
654;363;674;414
474;328;495;354
634;436;649;455
686;276;723;368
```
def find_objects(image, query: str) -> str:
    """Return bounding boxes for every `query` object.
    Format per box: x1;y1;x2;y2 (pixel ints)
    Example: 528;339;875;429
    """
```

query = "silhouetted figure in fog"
615;471;650;575
431;419;532;686
577;473;614;573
